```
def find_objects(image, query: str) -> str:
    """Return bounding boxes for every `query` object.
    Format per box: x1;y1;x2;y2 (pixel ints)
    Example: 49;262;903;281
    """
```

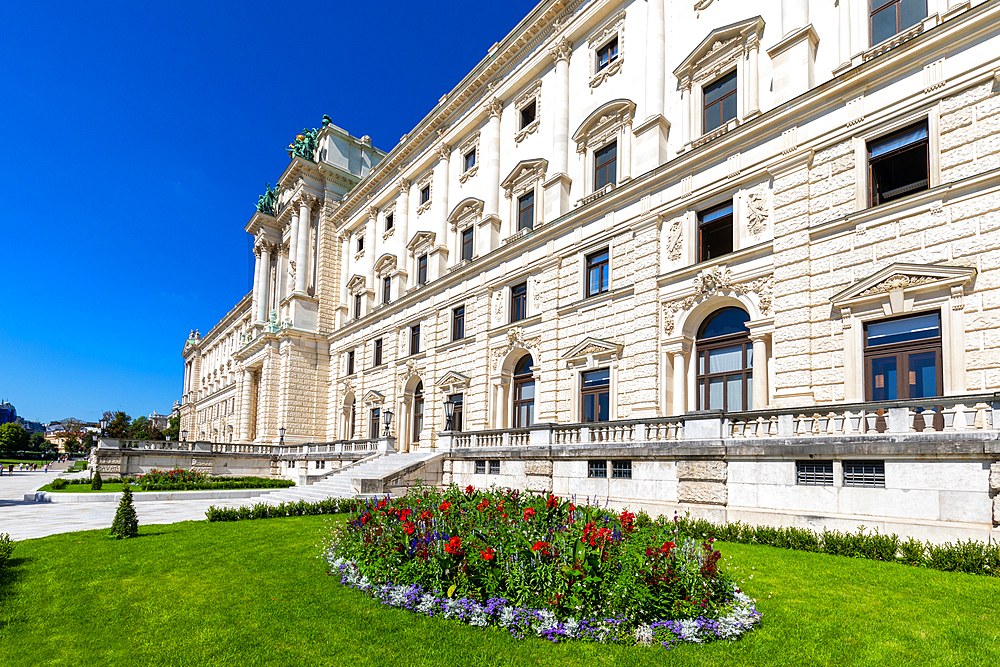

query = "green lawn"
1;516;997;667
0;459;57;466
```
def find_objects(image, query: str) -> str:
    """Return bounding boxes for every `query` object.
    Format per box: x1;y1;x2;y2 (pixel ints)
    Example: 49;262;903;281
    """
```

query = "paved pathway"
0;465;254;541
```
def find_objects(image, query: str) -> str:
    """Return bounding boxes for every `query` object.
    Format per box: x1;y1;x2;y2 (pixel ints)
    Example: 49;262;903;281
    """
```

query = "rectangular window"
354;293;362;319
452;306;465;341
594;141;617;190
316;460;325;469
475;460;486;475
410;324;420;355
843;460;885;488
382;276;391;305
612;460;632;479
373;338;383;367
356;236;364;254
420;185;430;205
449;393;464;432
489;459;500;475
369;408;381;440
796;460;834;486
520;100;537;130
698;201;734;262
581;368;611;423
871;0;926;46
704;71;737;133
346;350;355;376
418;254;428;285
385;213;394;231
588;460;607;478
461;227;474;262
464;150;476;172
511;282;527;322
868;121;929;207
864;311;942;407
586;249;609;297
517;191;534;231
597;37;618;71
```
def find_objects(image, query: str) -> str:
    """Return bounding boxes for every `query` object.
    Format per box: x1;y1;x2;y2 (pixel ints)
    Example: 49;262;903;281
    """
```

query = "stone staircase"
260;452;440;505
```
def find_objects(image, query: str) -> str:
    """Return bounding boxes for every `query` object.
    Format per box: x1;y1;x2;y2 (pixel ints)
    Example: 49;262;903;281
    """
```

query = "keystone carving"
662;267;774;335
859;274;938;296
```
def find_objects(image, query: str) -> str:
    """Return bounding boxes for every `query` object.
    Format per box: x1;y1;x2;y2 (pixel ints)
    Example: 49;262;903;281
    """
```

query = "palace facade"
178;0;1000;542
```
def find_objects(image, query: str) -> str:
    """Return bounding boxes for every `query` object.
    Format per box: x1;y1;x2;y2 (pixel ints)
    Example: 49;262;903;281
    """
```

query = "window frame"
696;308;753;412
382;276;392;305
870;0;927;46
867;121;930;207
510;282;528;323
581;368;611;423
417;254;428;286
385;212;394;232
489;459;500;475
611;460;632;479
463;149;476;173
588;460;607;478
519;100;537;131
452;305;465;341
475;460;486;475
796;460;834;486
461;227;474;262
373;338;383;367
517;191;535;232
419;185;431;205
593;140;618;191
843;460;886;488
698;201;734;263
346;349;355;376
703;70;738;134
449;392;464;432
412;381;424;443
353;293;362;319
410;324;421;355
369;407;381;440
596;36;619;72
585;248;610;298
863;311;943;404
512;355;535;429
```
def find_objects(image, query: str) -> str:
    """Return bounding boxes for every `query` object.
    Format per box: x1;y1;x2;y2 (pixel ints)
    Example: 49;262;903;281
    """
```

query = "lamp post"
278;427;286;447
98;417;108;438
181;429;188;442
382;409;393;437
443;398;456;431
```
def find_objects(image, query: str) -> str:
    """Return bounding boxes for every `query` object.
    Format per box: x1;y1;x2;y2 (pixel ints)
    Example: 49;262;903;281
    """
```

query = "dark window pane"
374;339;382;367
721;93;737;125
870;124;928;158
583;369;610;387
700;218;733;260
520;101;536;129
461;228;474;261
411;325;420;354
418;255;428;285
511;283;527;322
597;37;618;71
594;142;617;190
475;460;486;474
699;307;750;339
900;0;926;30
464;150;476;171
453;306;465;340
704;71;737;105
871;5;897;44
588;460;607;478
844;461;885;488
489;460;500;475
385;213;393;231
612;460;631;479
797;460;834;486
514;354;533;376
518;192;534;231
420;186;430;204
872;0;896;9
871;356;898;401
867;313;939;347
908;351;937;398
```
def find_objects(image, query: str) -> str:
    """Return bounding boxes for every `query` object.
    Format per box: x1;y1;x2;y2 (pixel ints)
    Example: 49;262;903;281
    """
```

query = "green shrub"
110;485;139;539
50;478;68;490
91;470;103;491
0;533;13;567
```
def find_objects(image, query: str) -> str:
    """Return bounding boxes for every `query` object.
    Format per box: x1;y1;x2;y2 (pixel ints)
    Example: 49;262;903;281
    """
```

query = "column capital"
437;142;452;161
486;97;504;118
398;178;411;194
549;36;573;63
368;205;379;221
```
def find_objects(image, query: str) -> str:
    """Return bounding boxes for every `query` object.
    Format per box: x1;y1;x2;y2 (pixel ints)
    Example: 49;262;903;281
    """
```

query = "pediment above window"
374;253;397;276
448;197;484;228
501;159;548;198
406;230;437;254
831;263;976;317
563;337;623;362
362;390;384;405
572;99;636;153
436;371;471;389
346;274;367;294
673;16;764;85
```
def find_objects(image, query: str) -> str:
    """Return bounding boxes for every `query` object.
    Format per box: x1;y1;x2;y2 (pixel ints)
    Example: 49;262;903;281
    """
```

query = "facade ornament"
951;285;965;311
549;36;573;63
256;183;278;216
437;143;452;161
530;275;543;310
398;177;411;194
664;216;684;261
859;274;938;296
286;123;320;162
693;0;715;18
491;327;542;372
492;290;504;320
662;267;775;335
745;185;770;236
487;97;504;118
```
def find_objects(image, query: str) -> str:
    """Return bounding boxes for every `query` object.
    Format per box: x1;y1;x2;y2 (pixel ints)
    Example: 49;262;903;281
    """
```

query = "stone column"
256;245;271;324
240;369;255;441
747;38;760;116
838;0;852;67
364;207;377;287
750;332;769;410
645;0;665;119
339;234;350;311
551;39;572;176
288;213;299;289
666;340;691;416
432;143;451;279
620;118;633;181
483;99;503;220
682;80;694;144
396;179;411;277
251;248;262;323
294;198;312;293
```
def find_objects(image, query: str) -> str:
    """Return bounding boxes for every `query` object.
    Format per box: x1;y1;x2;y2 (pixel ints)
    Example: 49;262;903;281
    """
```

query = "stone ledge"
24;488;278;503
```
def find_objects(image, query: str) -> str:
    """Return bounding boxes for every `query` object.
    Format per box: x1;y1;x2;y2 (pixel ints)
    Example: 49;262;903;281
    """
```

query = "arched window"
346;396;357;440
512;355;535;428
696;308;752;411
412;381;424;442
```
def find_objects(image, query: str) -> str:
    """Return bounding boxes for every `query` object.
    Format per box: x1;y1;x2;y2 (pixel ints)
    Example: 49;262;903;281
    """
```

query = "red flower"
523;507;536;521
546;494;558;508
568;503;575;512
532;541;551;556
444;536;462;555
480;548;495;561
619;510;635;533
477;499;490;512
465;485;475;495
660;541;675;555
398;508;413;521
419;510;432;521
403;522;415;535
439;501;452;512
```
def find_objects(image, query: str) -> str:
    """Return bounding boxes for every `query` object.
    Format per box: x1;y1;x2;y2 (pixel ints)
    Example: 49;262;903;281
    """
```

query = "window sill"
437;337;471;353
556;284;634;316
863;21;927;62
687;119;739;151
576;184;615;208
490;314;542;336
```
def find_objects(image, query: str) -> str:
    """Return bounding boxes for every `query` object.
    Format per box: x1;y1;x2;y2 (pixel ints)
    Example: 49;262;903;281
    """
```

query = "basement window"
869;122;928;207
796;460;834;486
843;460;885;488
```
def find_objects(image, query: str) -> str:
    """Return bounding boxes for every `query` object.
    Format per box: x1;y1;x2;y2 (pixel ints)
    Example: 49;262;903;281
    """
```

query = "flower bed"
138;468;294;491
324;485;761;648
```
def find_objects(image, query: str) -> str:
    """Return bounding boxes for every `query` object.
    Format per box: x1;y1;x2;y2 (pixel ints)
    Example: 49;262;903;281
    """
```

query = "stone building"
179;0;1000;542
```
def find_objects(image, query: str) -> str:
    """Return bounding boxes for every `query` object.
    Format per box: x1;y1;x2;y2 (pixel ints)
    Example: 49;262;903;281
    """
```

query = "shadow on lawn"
0;556;30;630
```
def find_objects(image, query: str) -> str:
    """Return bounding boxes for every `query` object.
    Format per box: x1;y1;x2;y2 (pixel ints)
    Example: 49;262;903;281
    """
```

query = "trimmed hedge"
673;514;999;577
56;476;294;492
206;498;361;521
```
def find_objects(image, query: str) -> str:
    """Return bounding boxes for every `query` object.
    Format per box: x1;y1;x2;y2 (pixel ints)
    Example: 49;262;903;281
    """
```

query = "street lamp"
443;398;456;431
278;427;286;446
181;430;188;442
382;409;393;437
99;417;108;438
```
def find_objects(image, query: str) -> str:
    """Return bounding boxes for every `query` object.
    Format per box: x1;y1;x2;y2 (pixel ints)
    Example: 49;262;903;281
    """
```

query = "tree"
0;423;29;456
104;411;132;438
128;416;162;441
110;484;139;539
63;435;80;453
163;414;180;441
29;432;48;451
91;469;103;491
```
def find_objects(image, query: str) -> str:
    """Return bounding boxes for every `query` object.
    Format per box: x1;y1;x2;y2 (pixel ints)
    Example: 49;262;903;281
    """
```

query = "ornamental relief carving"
858;274;938;296
745;185;770;237
549;36;572;63
490;327;542;373
588;11;625;90
664;216;684;262
662;266;774;335
492;290;504;321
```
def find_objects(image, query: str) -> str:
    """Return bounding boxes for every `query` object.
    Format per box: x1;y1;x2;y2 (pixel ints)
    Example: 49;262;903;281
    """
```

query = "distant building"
0;401;16;425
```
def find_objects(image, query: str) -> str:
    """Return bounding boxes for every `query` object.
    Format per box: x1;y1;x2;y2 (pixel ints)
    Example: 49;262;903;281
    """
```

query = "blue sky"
0;0;538;423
